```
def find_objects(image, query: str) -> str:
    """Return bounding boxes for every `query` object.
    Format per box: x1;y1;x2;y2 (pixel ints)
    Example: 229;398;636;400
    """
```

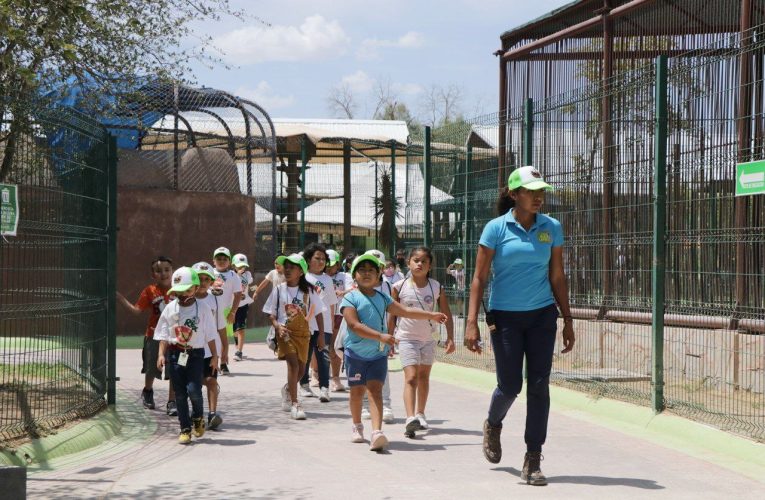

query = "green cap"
326;249;340;266
191;261;215;280
169;267;200;294
276;253;308;274
508;166;553;191
351;254;382;275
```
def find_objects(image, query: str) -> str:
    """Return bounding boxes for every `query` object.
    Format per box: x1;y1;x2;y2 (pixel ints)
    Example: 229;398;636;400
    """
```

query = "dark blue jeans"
487;304;558;453
166;348;205;430
300;331;330;389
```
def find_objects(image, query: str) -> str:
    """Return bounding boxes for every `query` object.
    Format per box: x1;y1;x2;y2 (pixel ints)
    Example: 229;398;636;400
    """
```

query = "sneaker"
319;387;331;403
233;351;243;362
415;412;428;430
361;408;371;420
369;430;389;452
281;384;292;412
208;412;222;430
331;378;347;392
192;417;206;438
482;419;502;464
405;416;422;433
291;403;307;420
382;407;394;423
220;363;230;375
521;452;547;486
351;423;365;443
141;388;155;409
178;428;192;444
300;383;316;398
166;400;178;417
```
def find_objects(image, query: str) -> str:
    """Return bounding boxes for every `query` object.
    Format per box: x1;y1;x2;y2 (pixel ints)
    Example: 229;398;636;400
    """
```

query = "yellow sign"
538;231;552;243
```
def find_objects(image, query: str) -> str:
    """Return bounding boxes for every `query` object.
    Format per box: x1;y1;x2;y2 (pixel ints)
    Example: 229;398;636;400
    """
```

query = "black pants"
299;331;330;389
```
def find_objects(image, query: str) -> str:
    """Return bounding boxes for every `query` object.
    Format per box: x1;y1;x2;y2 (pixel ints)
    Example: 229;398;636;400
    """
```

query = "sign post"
736;160;765;196
0;183;19;236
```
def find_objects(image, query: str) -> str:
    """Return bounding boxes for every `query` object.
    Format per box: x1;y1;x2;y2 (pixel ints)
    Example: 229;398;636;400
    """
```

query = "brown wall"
117;187;263;336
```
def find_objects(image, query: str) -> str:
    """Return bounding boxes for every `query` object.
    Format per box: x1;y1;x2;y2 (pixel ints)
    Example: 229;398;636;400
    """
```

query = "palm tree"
372;167;403;257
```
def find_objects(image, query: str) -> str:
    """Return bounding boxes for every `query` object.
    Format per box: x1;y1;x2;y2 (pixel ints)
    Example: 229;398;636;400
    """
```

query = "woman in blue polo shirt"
465;166;575;486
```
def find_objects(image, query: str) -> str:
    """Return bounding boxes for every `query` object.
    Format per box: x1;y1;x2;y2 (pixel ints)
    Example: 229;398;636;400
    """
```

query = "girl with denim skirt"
465;166;575;485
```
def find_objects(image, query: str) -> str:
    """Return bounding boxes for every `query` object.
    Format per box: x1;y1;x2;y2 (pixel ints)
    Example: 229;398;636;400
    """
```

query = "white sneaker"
369;430;389;451
415;412;429;429
351;423;365;443
382;407;395;423
300;383;316;398
361;408;371;420
291;403;307;420
319;387;331;403
280;384;291;412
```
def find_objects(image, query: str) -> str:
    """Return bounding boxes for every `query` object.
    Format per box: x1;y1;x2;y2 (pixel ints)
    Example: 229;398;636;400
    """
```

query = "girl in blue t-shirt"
465;166;575;486
340;254;447;452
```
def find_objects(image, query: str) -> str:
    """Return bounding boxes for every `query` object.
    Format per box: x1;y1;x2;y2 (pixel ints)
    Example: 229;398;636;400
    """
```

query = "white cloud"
356;31;425;60
214;15;350;64
341;70;374;93
235;82;295;109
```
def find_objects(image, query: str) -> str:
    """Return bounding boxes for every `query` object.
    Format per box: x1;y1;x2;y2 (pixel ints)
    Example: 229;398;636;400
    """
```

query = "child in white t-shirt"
262;254;326;420
232;253;254;361
211;247;241;374
192;262;227;430
253;254;285;300
325;249;347;392
155;267;219;444
389;247;455;438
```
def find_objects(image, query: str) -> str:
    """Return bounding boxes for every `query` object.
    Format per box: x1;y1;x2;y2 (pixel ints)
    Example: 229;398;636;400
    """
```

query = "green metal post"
652;55;668;414
106;134;118;406
523;97;533;166
463;144;472;319
424;126;432;248
390;142;396;257
300;138;307;249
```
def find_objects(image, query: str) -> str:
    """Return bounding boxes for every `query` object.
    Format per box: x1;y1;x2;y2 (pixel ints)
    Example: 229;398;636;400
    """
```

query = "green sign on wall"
736;160;765;197
0;183;19;236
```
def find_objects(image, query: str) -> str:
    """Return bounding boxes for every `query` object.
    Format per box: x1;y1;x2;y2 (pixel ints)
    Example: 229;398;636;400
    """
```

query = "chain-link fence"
403;27;765;442
1;96;115;442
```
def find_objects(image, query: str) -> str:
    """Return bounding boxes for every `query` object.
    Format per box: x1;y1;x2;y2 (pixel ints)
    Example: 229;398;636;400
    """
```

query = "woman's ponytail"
496;187;516;216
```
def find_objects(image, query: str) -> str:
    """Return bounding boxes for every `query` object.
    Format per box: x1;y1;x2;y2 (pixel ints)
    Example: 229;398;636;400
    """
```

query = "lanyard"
360;290;386;332
405;278;435;329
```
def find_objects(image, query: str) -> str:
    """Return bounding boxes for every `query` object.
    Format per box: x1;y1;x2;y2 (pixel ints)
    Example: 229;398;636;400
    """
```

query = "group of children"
120;244;458;453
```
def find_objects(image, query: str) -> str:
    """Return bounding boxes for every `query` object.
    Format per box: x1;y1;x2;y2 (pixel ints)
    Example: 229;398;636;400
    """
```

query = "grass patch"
0;362;69;381
116;327;270;349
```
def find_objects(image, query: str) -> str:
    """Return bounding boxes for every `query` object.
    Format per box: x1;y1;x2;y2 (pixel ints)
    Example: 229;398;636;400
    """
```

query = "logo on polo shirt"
538;231;552;243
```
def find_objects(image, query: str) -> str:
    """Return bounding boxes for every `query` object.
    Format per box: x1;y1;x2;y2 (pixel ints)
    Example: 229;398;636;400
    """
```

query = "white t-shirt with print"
153;298;218;349
307;272;337;333
265;269;285;287
383;271;405;285
238;270;254;307
262;283;327;329
212;268;241;311
197;292;226;358
329;271;347;316
392;278;441;342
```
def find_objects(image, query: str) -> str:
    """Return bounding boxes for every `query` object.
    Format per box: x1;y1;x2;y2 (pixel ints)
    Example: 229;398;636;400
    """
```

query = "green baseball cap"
508;166;553;191
169;267;200;294
351;254;382;275
276;253;308;274
326;249;340;266
191;261;215;280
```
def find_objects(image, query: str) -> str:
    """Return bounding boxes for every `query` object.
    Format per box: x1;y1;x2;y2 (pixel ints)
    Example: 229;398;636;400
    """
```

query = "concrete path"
25;345;765;499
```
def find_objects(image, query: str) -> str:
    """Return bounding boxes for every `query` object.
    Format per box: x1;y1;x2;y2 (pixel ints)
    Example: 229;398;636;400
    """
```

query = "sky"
187;0;572;121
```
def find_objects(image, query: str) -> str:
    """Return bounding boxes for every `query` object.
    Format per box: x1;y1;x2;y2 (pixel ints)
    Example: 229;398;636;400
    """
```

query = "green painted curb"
428;361;765;484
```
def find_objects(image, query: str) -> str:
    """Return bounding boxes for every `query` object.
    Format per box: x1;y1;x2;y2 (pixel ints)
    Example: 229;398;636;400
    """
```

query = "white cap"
326;249;340;266
454;258;463;265
213;246;231;259
169;267;199;294
233;253;249;268
364;249;386;263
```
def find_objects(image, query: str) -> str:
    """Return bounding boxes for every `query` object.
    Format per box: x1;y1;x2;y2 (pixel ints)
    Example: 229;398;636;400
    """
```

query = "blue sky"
188;0;571;120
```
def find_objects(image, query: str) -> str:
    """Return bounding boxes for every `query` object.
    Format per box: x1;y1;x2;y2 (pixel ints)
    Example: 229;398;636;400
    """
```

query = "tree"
418;83;464;127
326;82;357;119
372;167;403;257
0;0;253;181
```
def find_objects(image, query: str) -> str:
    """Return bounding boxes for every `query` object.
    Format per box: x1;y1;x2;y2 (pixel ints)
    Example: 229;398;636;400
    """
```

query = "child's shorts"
234;305;249;331
398;339;437;368
204;356;218;379
277;333;310;365
344;355;388;387
141;337;164;379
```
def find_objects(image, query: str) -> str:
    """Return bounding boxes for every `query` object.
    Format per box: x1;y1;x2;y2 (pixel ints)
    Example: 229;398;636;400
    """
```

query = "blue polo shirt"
479;210;564;311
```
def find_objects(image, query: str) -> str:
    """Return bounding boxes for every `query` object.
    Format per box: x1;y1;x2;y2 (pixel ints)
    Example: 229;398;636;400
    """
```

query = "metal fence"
404;29;765;442
0;97;116;443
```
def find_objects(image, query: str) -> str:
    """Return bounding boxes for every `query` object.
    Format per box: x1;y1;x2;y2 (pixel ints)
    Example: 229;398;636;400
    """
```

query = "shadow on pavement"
494;467;664;489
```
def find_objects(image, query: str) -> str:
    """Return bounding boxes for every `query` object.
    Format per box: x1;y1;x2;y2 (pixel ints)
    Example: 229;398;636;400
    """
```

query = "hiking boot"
482;419;502;464
369;430;389;452
178;428;192;444
291;403;307;420
192;417;206;438
208;412;222;430
233;351;243;362
141;388;155;409
521;452;547;486
166;400;178;416
415;412;429;430
300;383;316;398
351;423;365;443
319;387;331;403
382;407;395;423
281;384;292;412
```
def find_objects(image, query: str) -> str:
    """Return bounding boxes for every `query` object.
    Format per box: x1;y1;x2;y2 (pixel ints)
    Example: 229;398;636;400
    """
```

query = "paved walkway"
25;345;765;499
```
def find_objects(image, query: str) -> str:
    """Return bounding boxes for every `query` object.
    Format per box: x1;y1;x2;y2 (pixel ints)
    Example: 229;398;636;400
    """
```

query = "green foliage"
372;168;403;256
